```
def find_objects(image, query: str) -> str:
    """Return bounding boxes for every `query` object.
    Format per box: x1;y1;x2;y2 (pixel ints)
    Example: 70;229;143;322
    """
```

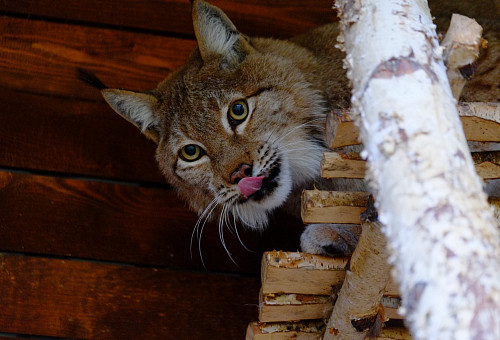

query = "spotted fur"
93;0;500;260
99;0;353;258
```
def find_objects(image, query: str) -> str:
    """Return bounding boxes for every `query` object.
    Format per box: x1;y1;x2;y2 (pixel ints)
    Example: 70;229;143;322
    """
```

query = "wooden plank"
0;17;195;100
321;152;366;179
458;102;500;124
462;116;500;142
261;252;399;296
468;142;500;152
326;111;360;148
301;190;369;224
0;1;336;39
258;293;403;323
0;253;260;339
322;151;500;181
326;105;500;149
259;293;332;322
246;321;323;340
475;161;500;180
0;88;163;183
376;327;412;340
0;171;304;273
261;251;348;295
246;322;410;340
0;17;193;181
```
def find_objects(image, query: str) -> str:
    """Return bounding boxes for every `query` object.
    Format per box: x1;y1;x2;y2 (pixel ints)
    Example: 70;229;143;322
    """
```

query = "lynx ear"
102;89;161;144
192;0;252;68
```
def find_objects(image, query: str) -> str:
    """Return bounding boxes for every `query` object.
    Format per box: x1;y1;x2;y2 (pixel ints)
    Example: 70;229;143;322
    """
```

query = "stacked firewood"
246;102;500;340
246;250;405;339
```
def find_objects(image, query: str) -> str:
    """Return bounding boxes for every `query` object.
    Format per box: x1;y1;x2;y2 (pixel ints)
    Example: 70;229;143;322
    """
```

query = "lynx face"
153;53;327;229
99;0;342;234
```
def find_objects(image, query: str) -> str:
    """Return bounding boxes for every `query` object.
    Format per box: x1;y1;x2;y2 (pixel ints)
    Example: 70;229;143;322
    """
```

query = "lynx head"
100;0;328;230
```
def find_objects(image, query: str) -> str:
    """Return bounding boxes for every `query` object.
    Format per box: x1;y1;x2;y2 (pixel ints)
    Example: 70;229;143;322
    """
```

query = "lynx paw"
300;224;361;257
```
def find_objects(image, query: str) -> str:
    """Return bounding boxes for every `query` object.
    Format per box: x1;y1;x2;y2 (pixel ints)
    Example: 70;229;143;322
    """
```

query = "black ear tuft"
77;68;107;90
192;0;252;68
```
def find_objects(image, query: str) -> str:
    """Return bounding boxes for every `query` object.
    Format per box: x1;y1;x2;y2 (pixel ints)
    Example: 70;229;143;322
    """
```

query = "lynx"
81;0;499;258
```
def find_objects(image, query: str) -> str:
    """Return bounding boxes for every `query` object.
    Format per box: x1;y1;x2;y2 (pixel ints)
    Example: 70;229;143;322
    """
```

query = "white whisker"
269;118;324;145
234;205;254;229
232;210;254;253
219;204;238;267
222;194;239;237
190;195;221;268
278;140;314;149
277;146;322;154
190;196;219;258
198;200;220;268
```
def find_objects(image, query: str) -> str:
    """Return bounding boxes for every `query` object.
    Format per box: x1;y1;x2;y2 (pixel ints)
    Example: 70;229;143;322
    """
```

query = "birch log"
334;1;500;339
441;14;484;100
324;219;391;339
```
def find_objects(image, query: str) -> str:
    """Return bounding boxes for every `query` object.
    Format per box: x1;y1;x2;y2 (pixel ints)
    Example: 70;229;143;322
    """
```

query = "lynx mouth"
243;163;280;202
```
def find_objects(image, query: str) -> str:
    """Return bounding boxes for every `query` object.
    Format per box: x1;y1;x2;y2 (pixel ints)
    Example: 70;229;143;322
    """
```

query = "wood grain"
321;151;500;180
0;17;195;99
0;253;260;339
0;1;337;39
327;113;500;150
246;322;411;340
246;321;324;340
261;252;348;295
0;17;194;181
0;88;163;183
0;171;304;273
259;293;333;322
301;191;370;225
321;152;366;179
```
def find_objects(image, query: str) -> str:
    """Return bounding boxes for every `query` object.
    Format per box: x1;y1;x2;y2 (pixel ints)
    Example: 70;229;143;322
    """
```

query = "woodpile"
247;3;500;338
246;99;499;339
246;67;500;340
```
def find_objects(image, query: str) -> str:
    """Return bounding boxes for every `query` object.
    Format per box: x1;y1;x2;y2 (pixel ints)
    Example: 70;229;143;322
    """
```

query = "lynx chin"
81;0;362;258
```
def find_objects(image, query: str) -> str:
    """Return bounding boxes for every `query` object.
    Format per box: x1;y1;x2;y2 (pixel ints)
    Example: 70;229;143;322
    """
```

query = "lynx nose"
230;163;252;184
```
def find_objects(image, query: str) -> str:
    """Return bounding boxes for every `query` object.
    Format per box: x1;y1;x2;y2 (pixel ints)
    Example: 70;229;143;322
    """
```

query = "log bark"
301;190;369;224
261;251;347;295
334;1;500;339
321;151;500;181
246;322;409;340
441;14;484;100
326;102;500;150
259;292;332;322
324;219;391;340
260;251;399;297
321;152;366;179
246;321;324;340
258;292;403;323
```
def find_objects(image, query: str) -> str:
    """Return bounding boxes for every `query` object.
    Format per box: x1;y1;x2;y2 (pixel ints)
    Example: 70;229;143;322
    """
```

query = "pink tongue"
238;176;265;199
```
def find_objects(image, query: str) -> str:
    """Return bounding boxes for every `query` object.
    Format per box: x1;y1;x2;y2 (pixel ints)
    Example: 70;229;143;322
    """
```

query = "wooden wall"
0;1;336;339
0;1;498;339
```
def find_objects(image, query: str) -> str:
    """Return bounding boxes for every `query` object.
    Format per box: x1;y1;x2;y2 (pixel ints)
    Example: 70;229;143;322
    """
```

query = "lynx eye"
228;99;248;126
179;144;204;162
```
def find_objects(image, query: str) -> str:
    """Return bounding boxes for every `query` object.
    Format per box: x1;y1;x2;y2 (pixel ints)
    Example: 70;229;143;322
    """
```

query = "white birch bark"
324;220;390;340
333;1;500;339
